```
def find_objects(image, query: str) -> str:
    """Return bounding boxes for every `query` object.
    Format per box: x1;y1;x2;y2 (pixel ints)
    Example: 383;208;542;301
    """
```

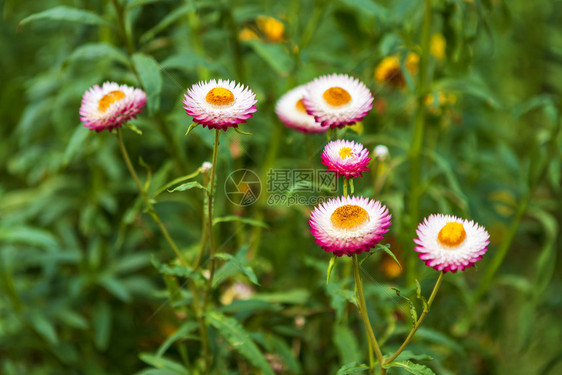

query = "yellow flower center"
98;90;126;112
206;87;235;106
295;98;307;113
338;147;354;159
322;87;351;107
437;222;466;247
331;204;369;229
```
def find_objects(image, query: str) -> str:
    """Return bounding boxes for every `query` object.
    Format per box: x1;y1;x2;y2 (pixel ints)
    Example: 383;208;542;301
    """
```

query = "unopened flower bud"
373;145;389;161
200;161;212;173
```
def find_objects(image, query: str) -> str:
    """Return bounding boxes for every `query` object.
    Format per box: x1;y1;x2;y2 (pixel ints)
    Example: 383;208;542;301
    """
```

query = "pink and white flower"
321;140;371;179
275;85;327;133
414;214;490;273
80;82;146;132
302;74;373;128
183;79;257;131
309;196;391;257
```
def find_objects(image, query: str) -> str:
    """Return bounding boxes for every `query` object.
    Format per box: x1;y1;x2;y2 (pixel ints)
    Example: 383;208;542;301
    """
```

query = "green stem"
406;0;433;287
353;255;385;374
204;130;221;305
384;272;444;364
193;173;209;270
343;178;348;197
223;0;245;81
118;128;211;369
116;128;186;265
110;0;134;55
186;0;210;81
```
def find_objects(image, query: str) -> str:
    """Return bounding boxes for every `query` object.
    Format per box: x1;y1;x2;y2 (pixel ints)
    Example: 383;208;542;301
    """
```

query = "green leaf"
57;309;89;330
64;43;128;67
29;311;58;345
253;289;310;304
392;350;433;362
162;53;218;71
244;39;293;75
93;302;112;351
64;125;90;165
152;256;194;278
153;169;202;197
337;0;389;19
234;127;252;135
334;324;360;364
99;276;132;302
156;321;199;357
268;335;302;374
0;226;58;248
126;122;143;135
185;122;200;136
168;181;208;193
139;353;189;374
18;6;110;30
384;361;436;374
213;216;268;228
327;254;337;285
213;253;260;286
415;280;428;313
206;311;274;375
140;4;193;44
126;0;163;10
336;362;369;375
391;287;417;327
380;244;402;269
132;53;162;115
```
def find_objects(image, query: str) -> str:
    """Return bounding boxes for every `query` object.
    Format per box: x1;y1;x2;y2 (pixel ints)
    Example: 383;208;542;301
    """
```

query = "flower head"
430;33;446;61
256;16;285;42
200;161;213;173
321;140;371;179
414;214;490;273
183;79;257;131
80;82;146;132
373;145;390;161
303;74;373;128
275;85;327;133
374;53;419;88
309;196;391;257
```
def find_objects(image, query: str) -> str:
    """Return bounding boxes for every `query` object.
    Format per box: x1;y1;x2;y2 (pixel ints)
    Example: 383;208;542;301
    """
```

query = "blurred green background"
0;0;561;374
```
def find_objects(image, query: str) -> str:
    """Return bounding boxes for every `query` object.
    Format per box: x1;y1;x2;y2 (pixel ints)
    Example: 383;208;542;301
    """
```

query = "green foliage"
2;0;562;374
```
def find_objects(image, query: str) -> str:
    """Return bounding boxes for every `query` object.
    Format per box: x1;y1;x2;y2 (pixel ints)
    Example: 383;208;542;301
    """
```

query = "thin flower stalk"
384;272;444;364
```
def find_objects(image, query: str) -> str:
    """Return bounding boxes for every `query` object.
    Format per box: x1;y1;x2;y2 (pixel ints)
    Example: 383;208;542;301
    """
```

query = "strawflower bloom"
414;214;490;273
80;82;146;132
309;196;391;257
256;16;285;42
374;53;419;88
321;140;371;179
275;85;327;133
183;79;257;131
303;74;373;128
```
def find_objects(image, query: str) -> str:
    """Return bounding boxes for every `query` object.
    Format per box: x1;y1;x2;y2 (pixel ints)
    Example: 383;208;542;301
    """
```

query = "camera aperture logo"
224;169;262;206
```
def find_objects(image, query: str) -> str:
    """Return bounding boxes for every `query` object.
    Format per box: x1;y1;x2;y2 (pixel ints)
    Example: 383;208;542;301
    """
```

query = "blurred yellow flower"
239;27;259;42
489;190;517;217
382;256;402;279
424;91;457;114
374;52;419;88
257;16;284;42
430;33;446;60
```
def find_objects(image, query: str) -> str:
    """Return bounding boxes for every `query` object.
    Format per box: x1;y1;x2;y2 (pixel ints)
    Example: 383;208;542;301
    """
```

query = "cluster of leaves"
1;0;561;374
